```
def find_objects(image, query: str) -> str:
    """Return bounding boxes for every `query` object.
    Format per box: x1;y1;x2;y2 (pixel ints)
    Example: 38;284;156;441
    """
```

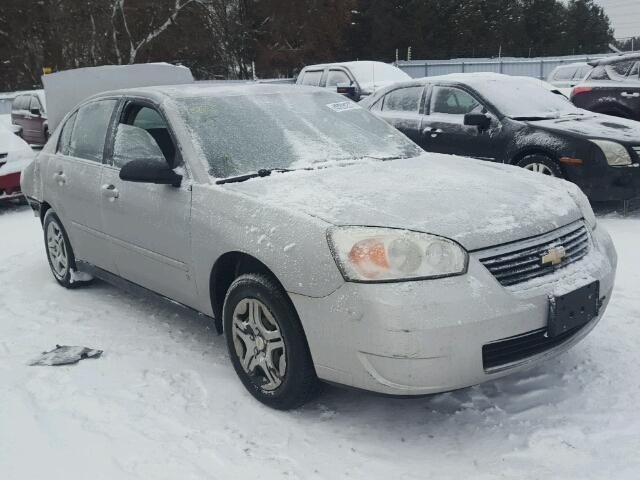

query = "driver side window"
112;105;177;169
430;86;482;116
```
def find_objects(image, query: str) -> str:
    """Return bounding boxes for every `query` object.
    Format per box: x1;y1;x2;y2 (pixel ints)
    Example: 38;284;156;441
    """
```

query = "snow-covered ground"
1;204;639;479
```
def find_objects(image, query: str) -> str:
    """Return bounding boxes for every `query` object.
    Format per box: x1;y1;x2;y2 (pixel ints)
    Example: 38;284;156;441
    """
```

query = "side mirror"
119;159;182;187
464;113;490;130
30;108;41;116
336;83;359;101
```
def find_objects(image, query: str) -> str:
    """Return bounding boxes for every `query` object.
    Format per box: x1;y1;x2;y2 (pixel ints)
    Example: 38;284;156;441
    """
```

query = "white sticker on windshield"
326;101;360;113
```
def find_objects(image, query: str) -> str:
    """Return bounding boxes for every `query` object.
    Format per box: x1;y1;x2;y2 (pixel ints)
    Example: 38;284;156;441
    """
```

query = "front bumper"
291;225;617;395
565;163;640;202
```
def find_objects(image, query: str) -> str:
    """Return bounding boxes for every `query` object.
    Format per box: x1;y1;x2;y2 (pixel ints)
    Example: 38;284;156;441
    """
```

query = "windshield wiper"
215;168;293;185
512;116;555;121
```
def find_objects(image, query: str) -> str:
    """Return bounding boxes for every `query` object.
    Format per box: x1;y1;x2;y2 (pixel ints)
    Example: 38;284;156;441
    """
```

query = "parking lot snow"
1;205;639;479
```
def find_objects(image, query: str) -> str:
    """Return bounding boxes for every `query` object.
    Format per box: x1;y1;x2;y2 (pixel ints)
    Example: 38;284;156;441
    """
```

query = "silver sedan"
21;84;617;409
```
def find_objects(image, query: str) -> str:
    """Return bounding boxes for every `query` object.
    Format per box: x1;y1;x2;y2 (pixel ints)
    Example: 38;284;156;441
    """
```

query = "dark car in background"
361;73;640;201
296;61;410;101
11;90;48;145
571;53;640;121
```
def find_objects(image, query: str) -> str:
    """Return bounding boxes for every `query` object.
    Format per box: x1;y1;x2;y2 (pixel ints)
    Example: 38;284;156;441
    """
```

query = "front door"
46;99;118;271
100;101;197;306
420;85;500;161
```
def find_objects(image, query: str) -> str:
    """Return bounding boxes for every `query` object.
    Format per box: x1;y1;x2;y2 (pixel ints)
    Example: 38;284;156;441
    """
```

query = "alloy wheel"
524;162;555;176
231;298;287;391
46;220;69;279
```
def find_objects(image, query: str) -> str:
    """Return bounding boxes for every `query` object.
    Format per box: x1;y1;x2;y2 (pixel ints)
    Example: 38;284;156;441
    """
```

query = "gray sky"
594;0;640;38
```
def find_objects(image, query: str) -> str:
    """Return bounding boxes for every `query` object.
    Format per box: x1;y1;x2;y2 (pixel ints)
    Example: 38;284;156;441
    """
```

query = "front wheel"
516;154;563;178
223;273;319;410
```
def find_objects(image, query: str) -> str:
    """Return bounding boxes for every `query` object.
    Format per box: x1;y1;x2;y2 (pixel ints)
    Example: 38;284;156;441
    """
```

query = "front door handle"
423;127;443;137
53;171;66;185
101;184;119;200
621;92;640;98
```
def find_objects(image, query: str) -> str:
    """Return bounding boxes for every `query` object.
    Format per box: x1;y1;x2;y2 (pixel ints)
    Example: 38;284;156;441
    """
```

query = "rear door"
45;99;118;271
375;86;426;144
100;100;197;306
419;84;500;160
620;61;640;119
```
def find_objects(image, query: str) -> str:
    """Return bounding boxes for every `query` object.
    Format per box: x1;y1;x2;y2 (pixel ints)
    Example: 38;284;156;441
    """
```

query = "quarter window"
29;96;41;112
300;70;323;86
57;112;78;155
382;87;424;113
430;86;482;115
326;70;351;87
68;100;117;162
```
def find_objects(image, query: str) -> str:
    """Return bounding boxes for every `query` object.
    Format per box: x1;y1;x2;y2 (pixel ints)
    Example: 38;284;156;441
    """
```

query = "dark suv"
571;53;640;121
11;90;48;145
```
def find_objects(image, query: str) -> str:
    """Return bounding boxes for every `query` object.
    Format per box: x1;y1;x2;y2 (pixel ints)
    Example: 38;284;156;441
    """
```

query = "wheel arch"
209;251;289;334
510;147;559;165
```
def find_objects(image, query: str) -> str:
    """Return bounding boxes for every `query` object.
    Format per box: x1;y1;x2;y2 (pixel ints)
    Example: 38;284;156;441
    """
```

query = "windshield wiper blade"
216;168;293;185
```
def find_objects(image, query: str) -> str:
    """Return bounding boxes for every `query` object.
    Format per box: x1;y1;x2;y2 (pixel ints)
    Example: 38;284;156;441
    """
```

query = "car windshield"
471;77;583;119
348;62;411;84
176;90;422;179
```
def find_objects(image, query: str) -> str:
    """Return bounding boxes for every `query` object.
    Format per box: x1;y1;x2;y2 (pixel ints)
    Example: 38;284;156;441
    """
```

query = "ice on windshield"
466;75;582;119
177;91;422;178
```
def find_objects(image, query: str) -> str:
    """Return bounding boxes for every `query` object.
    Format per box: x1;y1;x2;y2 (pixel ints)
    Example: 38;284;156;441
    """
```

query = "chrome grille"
479;223;590;287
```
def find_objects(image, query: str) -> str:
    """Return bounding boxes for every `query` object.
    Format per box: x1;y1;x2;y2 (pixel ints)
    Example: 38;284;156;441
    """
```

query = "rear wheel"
43;210;91;289
223;273;319;410
516;154;563;178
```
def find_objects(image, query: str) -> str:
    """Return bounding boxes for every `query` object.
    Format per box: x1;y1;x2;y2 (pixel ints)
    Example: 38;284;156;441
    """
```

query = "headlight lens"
327;227;468;282
591;139;632;166
566;182;597;230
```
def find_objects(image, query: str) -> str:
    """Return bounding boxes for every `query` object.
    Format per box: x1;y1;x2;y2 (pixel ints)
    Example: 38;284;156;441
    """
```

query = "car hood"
229;154;582;251
525;113;640;143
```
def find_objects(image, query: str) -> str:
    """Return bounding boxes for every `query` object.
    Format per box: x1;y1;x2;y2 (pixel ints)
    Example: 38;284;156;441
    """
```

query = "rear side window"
29;96;41;112
326;70;351;87
57;112;78;155
68;100;117;162
553;67;576;81
300;70;323;86
628;62;639;80
382;86;424;113
12;96;26;111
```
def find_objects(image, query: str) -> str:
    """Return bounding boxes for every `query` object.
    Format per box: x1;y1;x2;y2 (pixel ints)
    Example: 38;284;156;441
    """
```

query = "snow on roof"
589;52;640;66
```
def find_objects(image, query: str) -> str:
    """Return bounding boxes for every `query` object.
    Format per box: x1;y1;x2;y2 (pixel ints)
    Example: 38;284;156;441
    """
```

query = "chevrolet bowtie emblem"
541;246;566;266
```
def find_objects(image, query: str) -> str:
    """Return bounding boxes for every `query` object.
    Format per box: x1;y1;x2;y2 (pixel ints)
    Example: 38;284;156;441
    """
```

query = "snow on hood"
527;113;640;142
0;124;34;176
228;154;582;251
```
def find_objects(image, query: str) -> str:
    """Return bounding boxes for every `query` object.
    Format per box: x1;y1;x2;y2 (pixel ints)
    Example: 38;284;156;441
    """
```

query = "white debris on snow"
1;206;639;479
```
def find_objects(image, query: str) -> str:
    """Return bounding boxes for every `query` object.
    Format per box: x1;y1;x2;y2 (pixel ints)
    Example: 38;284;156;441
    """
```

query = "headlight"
327;227;468;282
591;139;632;166
566;182;597;230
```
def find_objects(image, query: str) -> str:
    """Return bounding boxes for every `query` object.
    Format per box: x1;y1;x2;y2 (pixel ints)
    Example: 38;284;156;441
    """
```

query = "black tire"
43;210;91;289
223;273;319;410
516;154;563;178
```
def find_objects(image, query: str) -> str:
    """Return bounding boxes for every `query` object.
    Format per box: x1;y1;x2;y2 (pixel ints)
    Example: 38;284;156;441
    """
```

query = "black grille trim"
479;223;590;287
482;324;586;371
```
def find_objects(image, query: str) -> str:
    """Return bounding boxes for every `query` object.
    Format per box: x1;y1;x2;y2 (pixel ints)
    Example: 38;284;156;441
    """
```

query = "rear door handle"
621;92;640;98
101;184;119;200
53;171;66;185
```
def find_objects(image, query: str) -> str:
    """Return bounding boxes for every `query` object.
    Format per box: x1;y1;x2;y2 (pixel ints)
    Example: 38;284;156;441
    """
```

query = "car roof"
551;62;589;70
301;60;389;71
589;53;640;67
87;83;328;103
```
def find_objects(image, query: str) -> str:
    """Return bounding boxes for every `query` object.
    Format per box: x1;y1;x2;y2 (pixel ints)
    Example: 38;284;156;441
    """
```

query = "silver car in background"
21;84;617;409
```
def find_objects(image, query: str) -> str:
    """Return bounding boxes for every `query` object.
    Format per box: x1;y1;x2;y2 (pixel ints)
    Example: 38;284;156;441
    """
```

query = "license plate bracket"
548;281;600;337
